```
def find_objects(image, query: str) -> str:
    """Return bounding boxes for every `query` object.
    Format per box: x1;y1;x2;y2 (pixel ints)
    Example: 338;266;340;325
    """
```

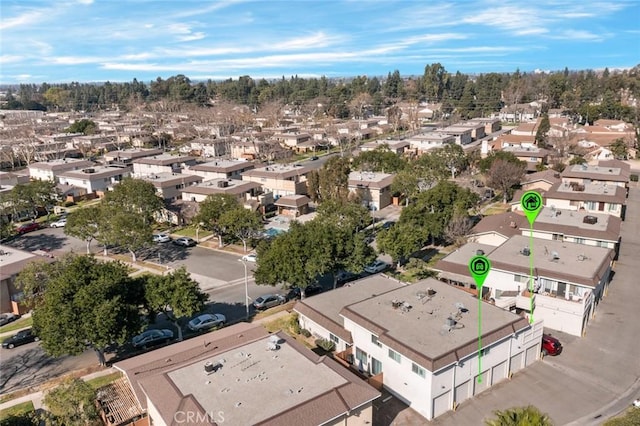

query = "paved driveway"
431;187;640;426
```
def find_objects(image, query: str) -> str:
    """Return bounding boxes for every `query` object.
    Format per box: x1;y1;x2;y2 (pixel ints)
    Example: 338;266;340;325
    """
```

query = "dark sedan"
132;329;174;349
2;329;39;349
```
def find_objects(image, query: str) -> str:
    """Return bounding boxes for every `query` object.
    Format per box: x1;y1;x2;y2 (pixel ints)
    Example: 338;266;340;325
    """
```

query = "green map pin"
469;255;491;290
520;190;543;226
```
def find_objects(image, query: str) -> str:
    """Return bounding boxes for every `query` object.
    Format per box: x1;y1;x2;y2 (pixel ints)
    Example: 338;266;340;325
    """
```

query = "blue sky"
1;0;639;84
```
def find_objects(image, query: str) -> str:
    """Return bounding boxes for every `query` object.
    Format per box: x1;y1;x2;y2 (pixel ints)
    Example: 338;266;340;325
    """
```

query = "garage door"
492;361;507;384
455;381;471;404
433;391;451;418
510;352;523;373
473;371;489;395
525;345;539;366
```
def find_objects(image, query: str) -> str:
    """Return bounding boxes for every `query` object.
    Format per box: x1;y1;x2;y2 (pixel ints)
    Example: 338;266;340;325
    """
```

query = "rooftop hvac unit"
583;215;598;224
476;249;485;256
521;247;531;256
551;251;560;260
217;180;229;188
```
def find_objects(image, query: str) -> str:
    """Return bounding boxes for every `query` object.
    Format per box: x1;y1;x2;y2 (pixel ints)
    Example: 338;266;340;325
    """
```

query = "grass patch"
0;401;35;420
483;203;510;215
252;302;294;321
86;372;122;390
262;313;293;333
173;227;212;239
0;316;33;334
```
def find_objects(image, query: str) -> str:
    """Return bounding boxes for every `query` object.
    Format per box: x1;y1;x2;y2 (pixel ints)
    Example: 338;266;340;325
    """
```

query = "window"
514;274;528;283
575;238;586;245
371;334;382;347
585;201;597;210
412;363;426;378
608;203;617;212
597;240;608;248
355;348;368;364
329;333;339;345
388;349;401;363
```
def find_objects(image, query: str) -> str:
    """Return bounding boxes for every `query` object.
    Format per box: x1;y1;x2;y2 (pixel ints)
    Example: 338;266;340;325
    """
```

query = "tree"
377;223;422;267
487;159;526;203
25;254;143;365
485;405;553;426
610;138;629;160
143;267;208;341
65;206;102;254
43;377;99;425
535;114;551;148
444;214;474;247
104;178;163;226
219;207;263;252
65;119;97;135
194;194;241;247
314;156;351;203
479;151;524;174
8;180;58;220
391;169;419;206
352;146;407;173
107;208;152;262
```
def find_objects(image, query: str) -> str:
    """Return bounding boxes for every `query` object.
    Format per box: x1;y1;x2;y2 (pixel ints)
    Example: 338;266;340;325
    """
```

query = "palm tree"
485;405;553;426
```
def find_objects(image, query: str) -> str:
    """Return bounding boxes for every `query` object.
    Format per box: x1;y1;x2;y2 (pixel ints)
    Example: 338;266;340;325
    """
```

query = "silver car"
253;294;286;310
188;313;226;331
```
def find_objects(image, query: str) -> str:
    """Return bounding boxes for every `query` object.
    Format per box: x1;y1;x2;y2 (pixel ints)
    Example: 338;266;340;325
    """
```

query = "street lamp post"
239;259;249;321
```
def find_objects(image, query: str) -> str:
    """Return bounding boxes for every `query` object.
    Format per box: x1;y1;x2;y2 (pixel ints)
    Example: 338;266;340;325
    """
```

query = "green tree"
143;267;208;341
610;138;629;160
377;223;422;267
314;156;351;203
107;208;152;262
8;180;58;220
104;177;163;226
479;151;524;174
26;254;143;365
194;194;241;247
219;207;263;252
65;119;97;135
535;113;551;148
391;169;420;206
64;206;102;254
352;145;407;173
569;155;586;165
43;377;99;425
485;405;553;426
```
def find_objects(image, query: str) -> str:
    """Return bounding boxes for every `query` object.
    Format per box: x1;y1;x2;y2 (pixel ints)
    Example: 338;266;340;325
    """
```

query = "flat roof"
0;245;55;280
562;162;629;181
116;323;378;426
341;278;529;372
348;171;394;188
132;153;197;165
488;235;613;287
294;276;405;343
242;163;313;179
183;179;261;196
548;181;626;203
188;160;254;173
57;165;131;179
141;172;202;186
532;207;617;237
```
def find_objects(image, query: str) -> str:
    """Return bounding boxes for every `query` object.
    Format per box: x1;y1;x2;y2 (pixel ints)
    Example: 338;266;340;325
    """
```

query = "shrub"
300;329;311;338
315;338;336;352
288;313;301;334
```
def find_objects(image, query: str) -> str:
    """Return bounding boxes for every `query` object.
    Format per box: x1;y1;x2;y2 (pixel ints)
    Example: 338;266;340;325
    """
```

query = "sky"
1;0;639;85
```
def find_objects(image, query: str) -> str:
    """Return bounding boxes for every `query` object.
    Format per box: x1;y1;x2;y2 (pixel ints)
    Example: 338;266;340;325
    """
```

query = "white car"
188;313;226;332
364;260;389;274
153;233;171;243
50;218;67;228
242;253;257;262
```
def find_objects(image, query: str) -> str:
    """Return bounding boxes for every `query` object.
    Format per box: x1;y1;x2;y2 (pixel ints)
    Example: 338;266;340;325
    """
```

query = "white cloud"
0;9;45;30
76;0;94;4
177;32;206;42
553;30;605;41
0;55;25;64
274;32;344;50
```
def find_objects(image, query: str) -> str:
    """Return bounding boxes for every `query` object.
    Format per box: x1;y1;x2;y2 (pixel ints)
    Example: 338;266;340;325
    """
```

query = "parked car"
2;329;39;349
50;218;67;228
153;233;171;243
336;270;359;285
241;253;257;262
286;284;323;300
364;260;389;274
309;156;319;161
187;313;226;332
173;237;197;247
542;333;562;356
381;221;395;230
16;222;40;234
253;294;286;310
132;329;174;349
0;313;20;327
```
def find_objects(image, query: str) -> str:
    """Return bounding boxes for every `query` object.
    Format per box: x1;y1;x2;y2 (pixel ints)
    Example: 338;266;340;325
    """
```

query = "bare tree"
487;159;526;203
445;215;474;247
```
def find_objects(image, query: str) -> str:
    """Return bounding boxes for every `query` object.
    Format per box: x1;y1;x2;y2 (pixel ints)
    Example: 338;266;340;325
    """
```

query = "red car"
542;334;562;356
16;222;40;234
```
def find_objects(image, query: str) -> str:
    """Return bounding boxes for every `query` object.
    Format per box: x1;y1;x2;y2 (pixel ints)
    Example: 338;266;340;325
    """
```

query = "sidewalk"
0;367;117;412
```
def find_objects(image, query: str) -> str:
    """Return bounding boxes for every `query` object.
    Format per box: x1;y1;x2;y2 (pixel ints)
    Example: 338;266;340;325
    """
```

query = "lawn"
483;203;510;215
86;372;122;390
173;227;212;239
0;316;33;334
0;401;34;421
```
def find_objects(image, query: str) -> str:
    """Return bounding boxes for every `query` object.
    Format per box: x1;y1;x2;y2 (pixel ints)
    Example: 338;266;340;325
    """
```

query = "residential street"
432;186;640;426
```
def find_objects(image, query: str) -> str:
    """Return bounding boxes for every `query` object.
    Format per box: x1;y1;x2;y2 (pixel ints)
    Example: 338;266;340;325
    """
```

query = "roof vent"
521;247;531;256
551;251;560;261
509;221;517;228
476;249;485;256
577;254;587;261
455;302;468;313
583;215;598;225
